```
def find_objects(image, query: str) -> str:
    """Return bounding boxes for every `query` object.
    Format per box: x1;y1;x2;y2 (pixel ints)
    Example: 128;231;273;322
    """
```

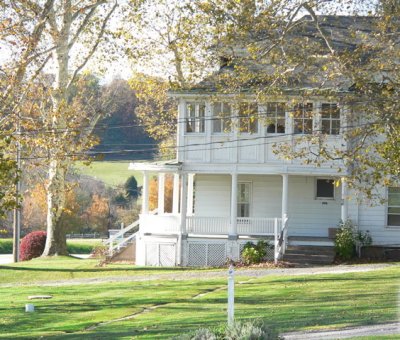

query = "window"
294;103;313;134
238;103;258;133
237;183;251;217
388;187;400;226
185;102;205;133
316;178;335;199
212;102;232;133
321;103;340;135
266;102;286;133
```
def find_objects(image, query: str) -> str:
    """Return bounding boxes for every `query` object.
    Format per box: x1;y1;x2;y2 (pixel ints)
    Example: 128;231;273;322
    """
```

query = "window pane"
239;103;258;133
316;179;334;198
388;214;400;226
388;207;400;214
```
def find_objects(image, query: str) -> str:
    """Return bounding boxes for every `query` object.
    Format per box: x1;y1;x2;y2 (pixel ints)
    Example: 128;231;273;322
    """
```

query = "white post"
180;173;188;235
142;171;149;214
281;174;289;220
173;173;180;214
341;177;348;222
274;218;278;264
227;264;235;327
187;173;195;216
158;173;165;214
230;173;238;237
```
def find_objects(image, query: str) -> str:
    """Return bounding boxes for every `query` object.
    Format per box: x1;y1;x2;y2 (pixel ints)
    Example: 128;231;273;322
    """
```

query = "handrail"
275;214;289;263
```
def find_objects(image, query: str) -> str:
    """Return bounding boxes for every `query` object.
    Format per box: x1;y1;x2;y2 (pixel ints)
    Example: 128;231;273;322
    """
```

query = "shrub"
241;240;270;265
334;220;372;260
19;231;46;261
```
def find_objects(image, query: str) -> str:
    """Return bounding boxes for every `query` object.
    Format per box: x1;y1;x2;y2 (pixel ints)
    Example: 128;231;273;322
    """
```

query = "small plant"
225;319;277;339
241;240;270;265
334;220;372;260
19;231;46;261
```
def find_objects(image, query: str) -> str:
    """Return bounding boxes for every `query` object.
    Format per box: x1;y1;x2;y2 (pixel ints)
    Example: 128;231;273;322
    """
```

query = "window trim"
293;102;313;135
315;178;335;200
237;181;252;218
184;101;206;135
212;102;233;135
265;102;286;134
320;103;341;135
386;187;400;228
237;103;259;135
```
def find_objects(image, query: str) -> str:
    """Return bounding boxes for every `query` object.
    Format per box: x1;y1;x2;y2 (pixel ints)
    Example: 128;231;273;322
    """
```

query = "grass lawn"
0;239;102;255
0;258;399;339
74;161;143;187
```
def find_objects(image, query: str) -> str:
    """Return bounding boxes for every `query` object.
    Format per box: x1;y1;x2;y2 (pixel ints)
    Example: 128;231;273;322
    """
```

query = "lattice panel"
207;243;226;267
188;243;207;267
239;241;274;262
145;243;159;266
159;244;176;267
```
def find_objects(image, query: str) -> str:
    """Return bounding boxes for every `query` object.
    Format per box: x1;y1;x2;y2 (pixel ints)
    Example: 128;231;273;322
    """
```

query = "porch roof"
128;160;182;172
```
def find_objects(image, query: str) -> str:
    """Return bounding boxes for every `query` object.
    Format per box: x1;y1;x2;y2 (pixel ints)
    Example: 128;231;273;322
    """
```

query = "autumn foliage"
20;231;47;261
149;175;174;212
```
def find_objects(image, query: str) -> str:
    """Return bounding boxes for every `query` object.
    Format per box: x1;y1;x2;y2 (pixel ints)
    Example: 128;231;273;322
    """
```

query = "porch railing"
237;217;279;235
186;216;230;235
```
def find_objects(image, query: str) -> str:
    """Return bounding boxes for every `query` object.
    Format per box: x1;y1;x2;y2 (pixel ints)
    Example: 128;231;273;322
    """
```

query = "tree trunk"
42;159;68;256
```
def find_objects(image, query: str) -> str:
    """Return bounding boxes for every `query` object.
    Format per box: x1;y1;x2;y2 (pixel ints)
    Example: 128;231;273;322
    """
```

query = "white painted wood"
187;173;195;215
180;173;188;234
230;173;238;236
142;171;149;214
173;173;180;214
140;214;180;234
158;173;165;214
282;174;289;220
186;216;230;235
228;265;234;327
341;178;348;221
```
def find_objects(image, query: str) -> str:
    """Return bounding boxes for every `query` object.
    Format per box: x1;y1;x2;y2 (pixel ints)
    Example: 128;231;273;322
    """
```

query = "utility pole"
12;118;21;263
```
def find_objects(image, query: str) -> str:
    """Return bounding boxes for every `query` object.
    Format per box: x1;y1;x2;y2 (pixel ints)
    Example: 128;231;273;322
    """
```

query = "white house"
109;16;400;266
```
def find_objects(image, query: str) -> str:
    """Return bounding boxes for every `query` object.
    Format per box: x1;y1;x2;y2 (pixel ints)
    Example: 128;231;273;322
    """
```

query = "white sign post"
228;264;234;327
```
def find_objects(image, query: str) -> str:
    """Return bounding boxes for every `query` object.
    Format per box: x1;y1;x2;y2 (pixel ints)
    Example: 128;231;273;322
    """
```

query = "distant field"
75;161;144;187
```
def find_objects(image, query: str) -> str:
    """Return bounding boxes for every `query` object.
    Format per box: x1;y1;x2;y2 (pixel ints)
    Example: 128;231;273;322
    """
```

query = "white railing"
140;214;180;234
237;217;280;236
186;216;230;235
106;209;158;256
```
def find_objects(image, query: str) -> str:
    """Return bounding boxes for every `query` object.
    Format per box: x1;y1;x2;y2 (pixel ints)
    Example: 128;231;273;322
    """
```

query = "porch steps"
283;245;335;266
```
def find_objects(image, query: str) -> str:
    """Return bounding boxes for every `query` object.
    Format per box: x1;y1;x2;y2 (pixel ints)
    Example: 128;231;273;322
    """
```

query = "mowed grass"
0;256;194;285
0;239;102;255
0;258;399;339
74;161;143;187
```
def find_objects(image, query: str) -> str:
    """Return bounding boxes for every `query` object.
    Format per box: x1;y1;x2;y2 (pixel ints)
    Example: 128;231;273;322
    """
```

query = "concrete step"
286;246;335;255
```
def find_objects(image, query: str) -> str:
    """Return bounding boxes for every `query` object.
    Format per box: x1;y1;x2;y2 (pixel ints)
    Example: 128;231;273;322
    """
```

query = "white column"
281;174;289;220
158;173;165;214
180;173;188;235
187;173;195;216
173;173;180;214
230;173;238;238
142;171;149;214
341;177;349;222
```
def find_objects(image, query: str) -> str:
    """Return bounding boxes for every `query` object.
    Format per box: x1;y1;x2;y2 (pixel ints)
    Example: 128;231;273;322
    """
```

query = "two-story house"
118;15;400;266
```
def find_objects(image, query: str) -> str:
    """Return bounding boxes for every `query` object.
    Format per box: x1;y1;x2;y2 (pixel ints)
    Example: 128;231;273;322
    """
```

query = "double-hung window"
238;103;258;134
237;182;251;217
321;103;340;135
185;102;205;133
294;103;313;134
266;102;286;133
388;187;400;226
212;102;232;133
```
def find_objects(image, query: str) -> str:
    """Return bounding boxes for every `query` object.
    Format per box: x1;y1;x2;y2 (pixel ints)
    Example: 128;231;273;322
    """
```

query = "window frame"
238;103;259;134
321;103;341;135
293;102;313;135
237;182;252;218
212;102;232;134
185;101;206;134
387;187;400;227
265;102;286;134
315;178;335;200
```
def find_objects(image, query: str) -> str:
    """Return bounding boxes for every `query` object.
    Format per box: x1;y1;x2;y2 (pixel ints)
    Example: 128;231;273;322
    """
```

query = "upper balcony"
176;98;347;169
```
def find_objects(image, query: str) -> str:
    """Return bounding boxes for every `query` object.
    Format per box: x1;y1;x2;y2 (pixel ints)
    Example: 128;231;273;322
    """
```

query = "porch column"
229;173;238;238
187;173;195;216
341;178;349;222
172;173;180;214
142;171;149;214
281;174;289;220
180;173;188;235
158;173;165;214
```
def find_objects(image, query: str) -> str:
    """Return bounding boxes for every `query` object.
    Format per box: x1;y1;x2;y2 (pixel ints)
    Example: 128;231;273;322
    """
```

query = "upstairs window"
294;103;313;134
266;102;286;133
185;102;205;133
316;178;335;199
239;103;258;134
321;103;340;135
388;187;400;226
212;102;232;133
